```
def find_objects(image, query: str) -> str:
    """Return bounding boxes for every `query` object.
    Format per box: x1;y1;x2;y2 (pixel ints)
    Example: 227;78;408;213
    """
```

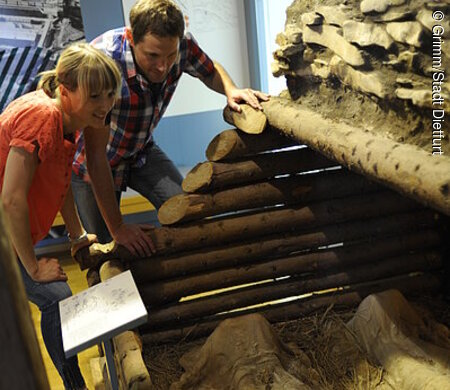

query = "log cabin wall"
76;1;449;346
126;127;446;345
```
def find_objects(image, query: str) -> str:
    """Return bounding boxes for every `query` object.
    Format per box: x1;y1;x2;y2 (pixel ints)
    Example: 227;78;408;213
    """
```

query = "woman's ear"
59;83;69;99
59;84;72;112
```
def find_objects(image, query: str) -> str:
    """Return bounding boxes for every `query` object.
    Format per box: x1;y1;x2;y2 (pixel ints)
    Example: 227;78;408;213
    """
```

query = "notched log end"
182;162;214;193
223;104;268;134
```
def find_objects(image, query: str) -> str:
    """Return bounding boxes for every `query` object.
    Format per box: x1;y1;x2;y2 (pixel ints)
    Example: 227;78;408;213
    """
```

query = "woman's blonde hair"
38;42;122;101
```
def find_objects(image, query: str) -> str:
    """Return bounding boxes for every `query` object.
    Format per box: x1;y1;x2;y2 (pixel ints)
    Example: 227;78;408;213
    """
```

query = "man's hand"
30;258;67;283
112;223;156;257
70;233;98;258
227;88;270;112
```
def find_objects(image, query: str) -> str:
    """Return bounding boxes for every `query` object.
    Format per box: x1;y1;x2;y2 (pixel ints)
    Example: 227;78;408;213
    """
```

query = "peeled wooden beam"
261;97;450;215
141;273;441;344
159;170;380;225
148;192;419;256
76;191;421;269
142;251;442;328
183;148;336;193
141;237;442;309
223;104;267;134
131;211;439;283
206;128;296;162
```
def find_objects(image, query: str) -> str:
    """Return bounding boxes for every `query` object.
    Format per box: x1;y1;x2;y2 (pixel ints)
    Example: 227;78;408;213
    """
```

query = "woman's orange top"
0;90;77;245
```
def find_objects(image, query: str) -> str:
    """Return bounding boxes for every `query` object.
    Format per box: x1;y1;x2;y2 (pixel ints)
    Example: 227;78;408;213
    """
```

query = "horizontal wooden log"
75;191;421;269
138;230;442;307
206;128;297;162
141;251;441;329
130;210;439;283
261;97;450;215
159;170;380;225
141;273;441;344
147;191;420;256
222;104;267;134
183;147;336;193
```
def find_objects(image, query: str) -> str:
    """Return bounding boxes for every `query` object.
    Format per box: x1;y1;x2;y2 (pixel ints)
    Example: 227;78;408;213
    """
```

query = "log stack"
75;126;446;346
122;126;444;344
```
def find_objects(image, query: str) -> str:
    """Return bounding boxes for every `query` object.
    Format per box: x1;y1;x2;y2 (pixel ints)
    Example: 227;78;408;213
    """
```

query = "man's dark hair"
130;0;185;43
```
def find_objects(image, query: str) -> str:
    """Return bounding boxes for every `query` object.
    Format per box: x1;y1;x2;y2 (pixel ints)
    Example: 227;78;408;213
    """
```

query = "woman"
0;42;122;389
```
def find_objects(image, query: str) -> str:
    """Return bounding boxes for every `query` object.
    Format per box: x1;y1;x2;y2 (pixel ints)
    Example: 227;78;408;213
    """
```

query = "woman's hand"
30;258;67;283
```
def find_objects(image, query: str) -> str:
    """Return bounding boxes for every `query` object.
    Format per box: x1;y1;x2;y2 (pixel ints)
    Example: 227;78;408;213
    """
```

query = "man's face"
127;29;179;83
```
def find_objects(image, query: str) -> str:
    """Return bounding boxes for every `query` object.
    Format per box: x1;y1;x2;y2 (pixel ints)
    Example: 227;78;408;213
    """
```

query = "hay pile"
143;294;450;389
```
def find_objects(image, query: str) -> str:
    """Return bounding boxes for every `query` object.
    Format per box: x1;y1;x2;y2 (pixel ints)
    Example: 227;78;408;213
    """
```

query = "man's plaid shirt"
72;28;215;191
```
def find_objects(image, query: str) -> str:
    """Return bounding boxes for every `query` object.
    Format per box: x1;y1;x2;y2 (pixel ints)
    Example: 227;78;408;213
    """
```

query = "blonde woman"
0;43;122;389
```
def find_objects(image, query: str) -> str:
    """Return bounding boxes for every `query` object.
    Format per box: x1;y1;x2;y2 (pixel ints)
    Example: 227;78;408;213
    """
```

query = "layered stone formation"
272;0;449;155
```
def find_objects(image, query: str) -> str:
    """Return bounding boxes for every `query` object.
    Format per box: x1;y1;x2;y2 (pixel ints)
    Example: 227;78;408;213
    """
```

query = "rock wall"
273;0;449;154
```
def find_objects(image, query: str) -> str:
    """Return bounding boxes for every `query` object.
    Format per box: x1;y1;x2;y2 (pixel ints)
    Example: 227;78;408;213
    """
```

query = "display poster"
0;0;85;111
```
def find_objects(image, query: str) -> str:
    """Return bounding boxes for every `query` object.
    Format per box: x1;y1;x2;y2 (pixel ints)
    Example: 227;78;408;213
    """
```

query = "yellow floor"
29;255;99;390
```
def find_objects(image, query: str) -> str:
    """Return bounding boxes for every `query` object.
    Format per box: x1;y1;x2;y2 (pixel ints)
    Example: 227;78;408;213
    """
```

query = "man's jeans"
19;262;85;389
72;142;183;243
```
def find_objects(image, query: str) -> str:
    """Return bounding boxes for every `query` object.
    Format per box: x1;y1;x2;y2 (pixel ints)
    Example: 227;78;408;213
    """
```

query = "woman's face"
64;87;116;129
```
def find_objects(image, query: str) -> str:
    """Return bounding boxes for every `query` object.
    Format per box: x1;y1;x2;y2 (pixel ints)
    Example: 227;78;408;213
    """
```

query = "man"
71;0;269;256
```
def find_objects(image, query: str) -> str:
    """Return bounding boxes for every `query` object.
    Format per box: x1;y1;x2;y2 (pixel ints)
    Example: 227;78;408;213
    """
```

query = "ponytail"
37;70;59;98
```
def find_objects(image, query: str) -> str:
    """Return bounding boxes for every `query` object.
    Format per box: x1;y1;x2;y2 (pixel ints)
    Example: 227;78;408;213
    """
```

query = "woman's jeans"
19;262;85;389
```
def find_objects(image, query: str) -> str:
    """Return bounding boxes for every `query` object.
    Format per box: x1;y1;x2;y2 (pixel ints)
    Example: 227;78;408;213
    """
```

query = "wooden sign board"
60;270;147;358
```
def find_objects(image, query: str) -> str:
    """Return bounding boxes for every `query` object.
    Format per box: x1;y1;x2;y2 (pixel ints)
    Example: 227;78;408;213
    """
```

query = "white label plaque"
60;270;148;357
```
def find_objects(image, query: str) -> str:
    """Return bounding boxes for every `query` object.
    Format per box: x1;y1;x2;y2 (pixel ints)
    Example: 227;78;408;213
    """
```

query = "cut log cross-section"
206;128;297;162
222;104;268;134
160;170;381;225
183;147;336;193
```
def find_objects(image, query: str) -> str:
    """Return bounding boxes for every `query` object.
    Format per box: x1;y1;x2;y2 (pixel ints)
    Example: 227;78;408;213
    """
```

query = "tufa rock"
303;24;365;67
343;21;395;50
361;0;406;14
374;9;415;22
386;21;427;48
330;56;388;99
417;9;450;38
301;12;323;26
316;5;352;27
396;88;433;108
